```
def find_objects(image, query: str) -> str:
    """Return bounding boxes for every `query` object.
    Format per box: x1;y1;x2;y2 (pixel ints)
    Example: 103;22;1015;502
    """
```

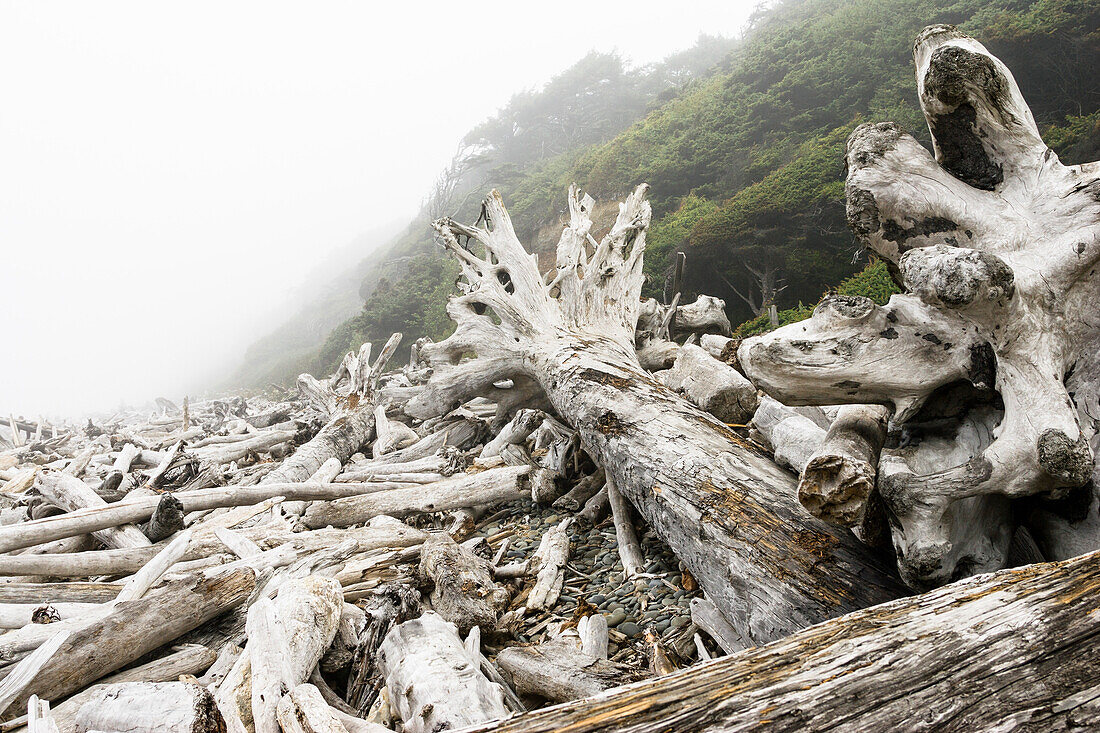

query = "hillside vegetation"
237;0;1099;386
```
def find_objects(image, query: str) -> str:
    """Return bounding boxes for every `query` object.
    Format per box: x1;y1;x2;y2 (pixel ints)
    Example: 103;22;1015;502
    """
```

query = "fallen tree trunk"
469;548;1100;732
33;471;151;550
419;533;509;632
408;186;904;644
797;404;890;527
0;480;423;554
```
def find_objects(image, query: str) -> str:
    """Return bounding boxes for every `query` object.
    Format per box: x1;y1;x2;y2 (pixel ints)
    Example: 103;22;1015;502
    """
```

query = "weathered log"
73;682;223;733
0;582;121;604
551;469;604;514
0;479;426;555
371;403;418;458
496;636;646;703
32;471;151;550
378;612;507;732
5;567;255;717
798;404;890;526
218;575;343;733
658;345;757;424
749;396;827;474
689;596;749;654
277;683;388;733
345;582;421;714
577;614;608;659
420;533;509;632
673;295;732;338
526;519;571;612
606;475;644;579
144;492;185;541
48;644;218;733
465;548;1100;733
301;465;532;530
410;185;903;645
480;409;545;460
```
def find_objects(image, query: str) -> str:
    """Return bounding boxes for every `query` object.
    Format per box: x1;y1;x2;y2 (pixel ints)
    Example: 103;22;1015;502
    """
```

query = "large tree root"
739;25;1100;589
409;185;904;645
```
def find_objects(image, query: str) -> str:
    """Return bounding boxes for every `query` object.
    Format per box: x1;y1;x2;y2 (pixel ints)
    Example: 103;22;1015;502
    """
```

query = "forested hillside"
237;0;1099;387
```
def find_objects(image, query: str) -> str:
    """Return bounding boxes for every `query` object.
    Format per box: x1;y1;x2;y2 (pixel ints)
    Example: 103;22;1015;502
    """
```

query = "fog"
0;0;755;420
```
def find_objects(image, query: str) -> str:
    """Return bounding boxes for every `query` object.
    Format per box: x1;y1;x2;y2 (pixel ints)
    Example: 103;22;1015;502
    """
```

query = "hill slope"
237;0;1099;386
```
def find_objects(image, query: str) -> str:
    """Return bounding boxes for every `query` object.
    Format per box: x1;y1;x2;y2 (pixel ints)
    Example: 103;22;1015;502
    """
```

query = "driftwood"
72;682;223;733
526;519;571;612
738;26;1100;590
657;345;757;424
465;548;1100;732
797;404;890;527
5;567;255;717
268;333;402;485
377;612;508;733
419;533;509;632
301;465;533;530
409;185;903;644
496;636;646;703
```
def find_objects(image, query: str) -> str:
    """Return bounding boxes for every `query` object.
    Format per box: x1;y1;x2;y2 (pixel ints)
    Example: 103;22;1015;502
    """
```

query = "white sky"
0;1;755;419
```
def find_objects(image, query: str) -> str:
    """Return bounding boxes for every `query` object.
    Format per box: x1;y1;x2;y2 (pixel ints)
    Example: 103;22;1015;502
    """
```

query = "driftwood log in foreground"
739;25;1100;589
408;184;904;644
470;548;1100;732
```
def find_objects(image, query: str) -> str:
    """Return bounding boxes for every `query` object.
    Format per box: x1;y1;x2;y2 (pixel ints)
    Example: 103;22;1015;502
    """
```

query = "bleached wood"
552;469;604;514
377;612;508;733
420;533;509;632
301;465;532;529
73;682;224;733
33;472;151;550
480;409;545;459
0;630;70;715
0;479;427;554
47;644;218;733
409;184;903;645
659;345;757;424
606;475;644;579
749;396;826;474
466;548;1100;733
797;404;890;526
496;636;646;703
526;518;571;612
738;26;1100;589
689;596;750;654
267;334;402;486
4;567;255;717
577;614;608;660
0;520;425;577
276;683;359;733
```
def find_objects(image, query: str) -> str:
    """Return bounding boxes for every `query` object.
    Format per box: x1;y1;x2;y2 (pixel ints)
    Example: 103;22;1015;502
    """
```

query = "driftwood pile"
0;326;730;732
2;23;1100;733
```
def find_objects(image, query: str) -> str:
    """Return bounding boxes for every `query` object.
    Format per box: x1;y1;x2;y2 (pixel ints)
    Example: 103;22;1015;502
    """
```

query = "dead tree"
739;26;1100;590
464;548;1100;733
406;185;903;645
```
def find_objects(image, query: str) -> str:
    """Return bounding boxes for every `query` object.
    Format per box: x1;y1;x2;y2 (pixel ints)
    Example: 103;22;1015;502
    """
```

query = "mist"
0;0;755;420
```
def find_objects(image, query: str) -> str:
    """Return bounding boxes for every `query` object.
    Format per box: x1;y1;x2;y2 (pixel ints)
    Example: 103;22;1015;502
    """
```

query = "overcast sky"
0;1;756;419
